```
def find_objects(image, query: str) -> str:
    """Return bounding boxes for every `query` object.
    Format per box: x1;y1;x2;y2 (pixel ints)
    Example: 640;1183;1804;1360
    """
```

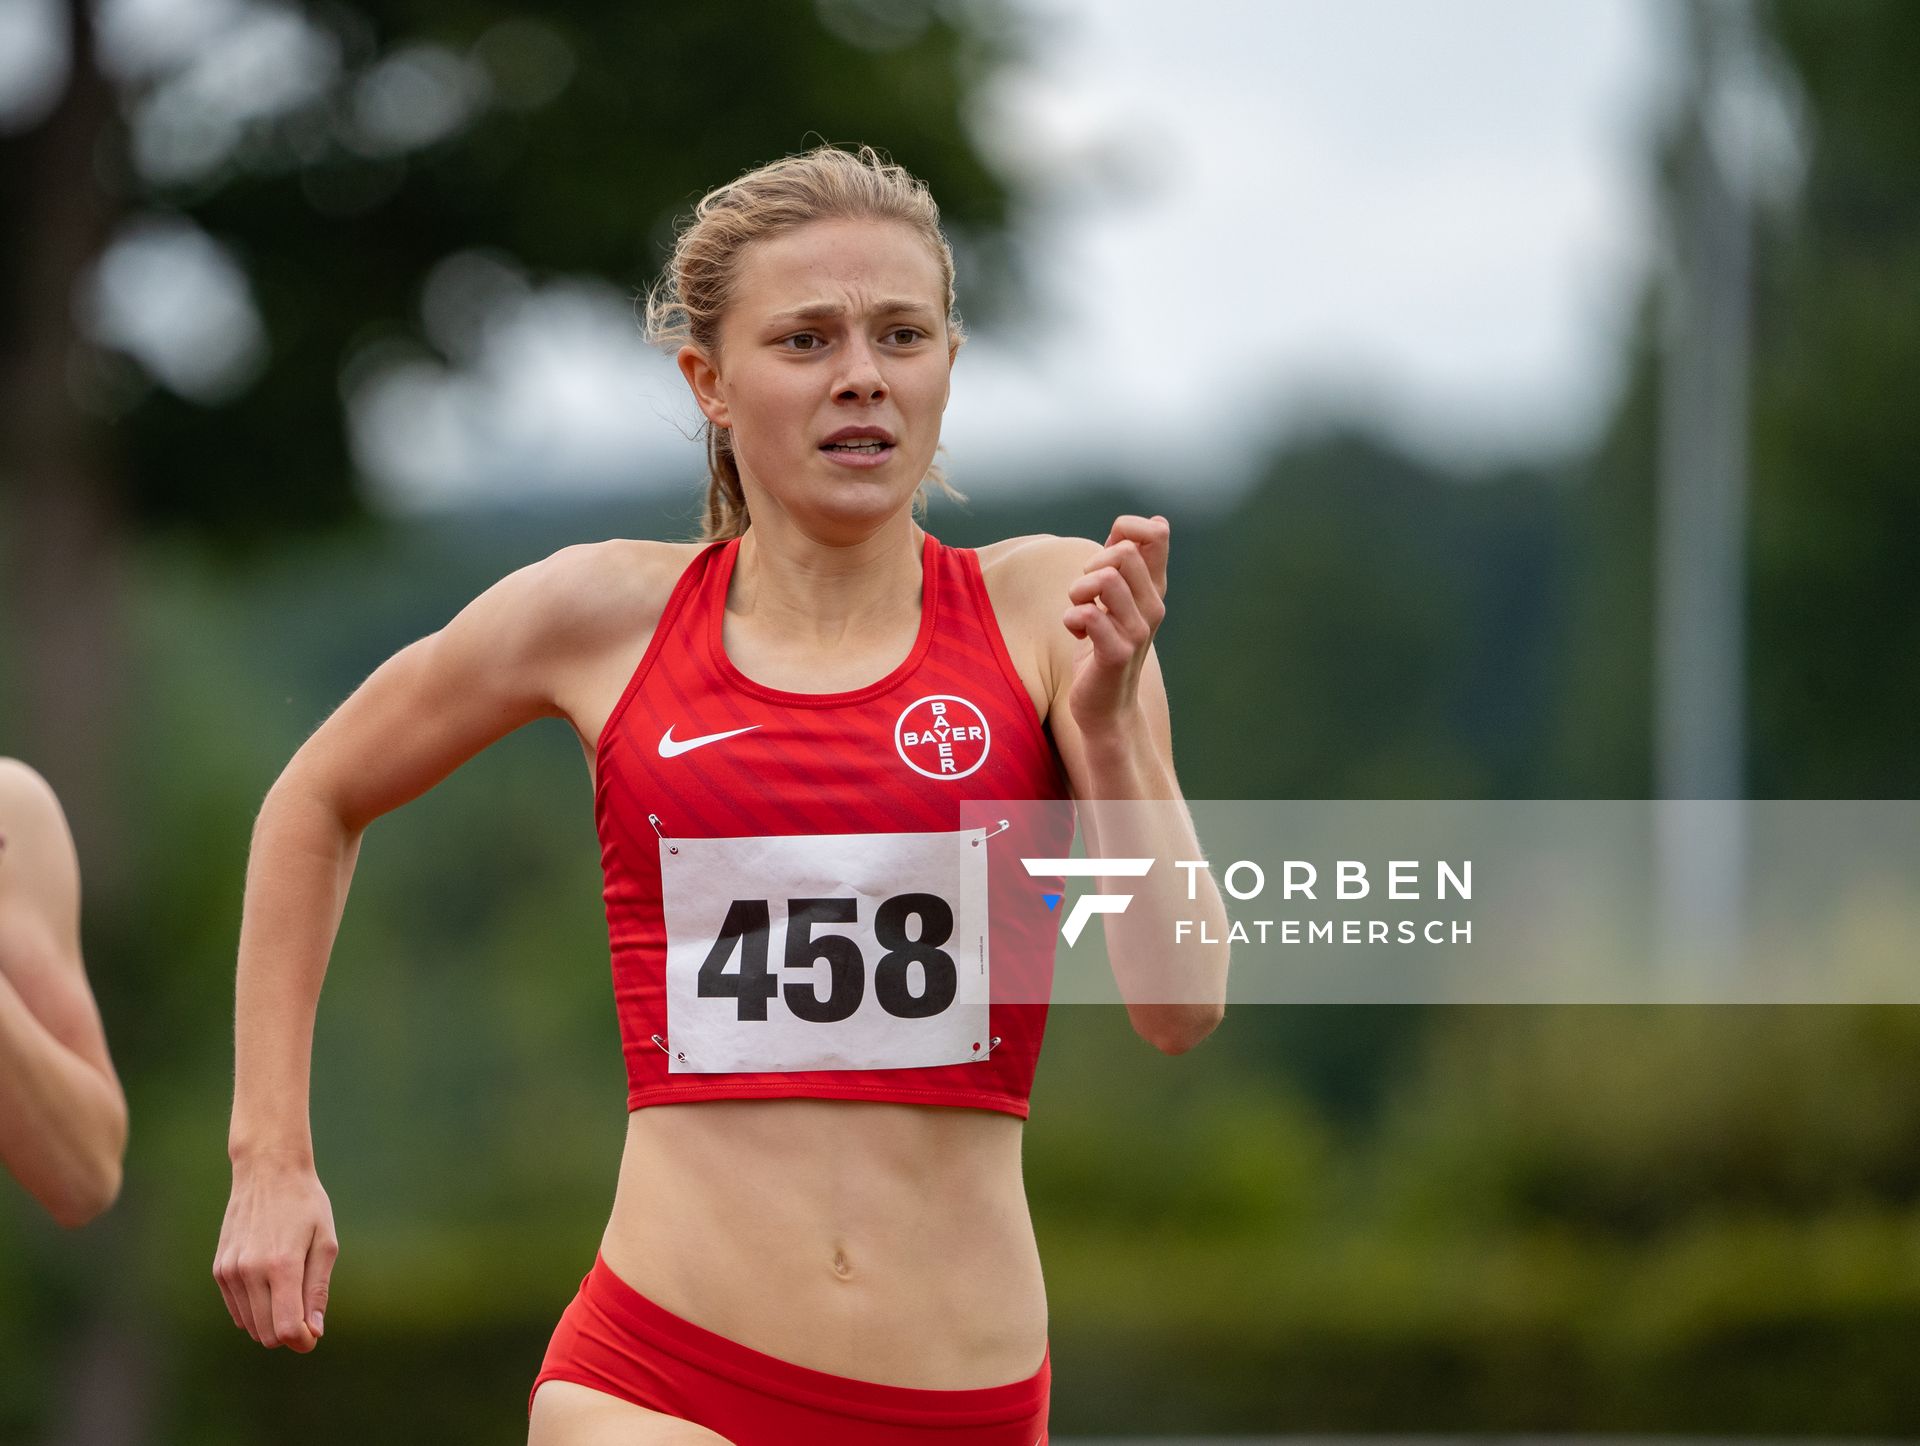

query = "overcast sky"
951;0;1673;487
0;0;1677;511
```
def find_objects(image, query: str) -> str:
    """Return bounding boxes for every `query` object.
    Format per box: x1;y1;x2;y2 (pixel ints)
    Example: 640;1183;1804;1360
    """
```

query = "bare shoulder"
493;538;704;656
302;538;706;803
0;759;81;960
453;538;699;700
973;534;1103;715
974;533;1102;617
475;538;705;752
0;758;65;835
975;532;1101;578
0;759;78;881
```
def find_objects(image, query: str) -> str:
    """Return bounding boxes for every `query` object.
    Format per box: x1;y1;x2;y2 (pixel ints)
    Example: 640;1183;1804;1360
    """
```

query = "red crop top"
593;530;1076;1118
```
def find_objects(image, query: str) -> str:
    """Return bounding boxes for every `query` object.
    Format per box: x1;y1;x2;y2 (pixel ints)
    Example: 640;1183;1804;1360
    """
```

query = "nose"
833;337;886;403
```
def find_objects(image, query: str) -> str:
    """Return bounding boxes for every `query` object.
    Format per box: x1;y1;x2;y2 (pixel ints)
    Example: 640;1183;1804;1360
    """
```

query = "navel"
830;1246;854;1281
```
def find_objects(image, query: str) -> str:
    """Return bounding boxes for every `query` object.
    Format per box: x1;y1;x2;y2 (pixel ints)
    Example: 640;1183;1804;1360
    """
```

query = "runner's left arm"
1041;518;1229;1053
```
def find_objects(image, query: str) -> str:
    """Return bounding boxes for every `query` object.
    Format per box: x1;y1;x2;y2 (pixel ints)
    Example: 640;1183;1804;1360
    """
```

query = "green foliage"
1372;1007;1920;1237
1170;430;1574;800
1744;2;1920;795
1030;1007;1340;1240
1565;0;1920;796
1037;1006;1920;1433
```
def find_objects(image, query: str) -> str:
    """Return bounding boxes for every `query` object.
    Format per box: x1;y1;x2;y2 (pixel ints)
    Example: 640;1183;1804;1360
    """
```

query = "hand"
1061;514;1170;736
213;1149;338;1352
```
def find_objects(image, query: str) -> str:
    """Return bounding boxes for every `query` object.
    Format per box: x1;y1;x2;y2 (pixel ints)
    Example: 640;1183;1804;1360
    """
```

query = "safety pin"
647;813;678;855
974;1035;1003;1058
650;1034;687;1064
971;819;1011;846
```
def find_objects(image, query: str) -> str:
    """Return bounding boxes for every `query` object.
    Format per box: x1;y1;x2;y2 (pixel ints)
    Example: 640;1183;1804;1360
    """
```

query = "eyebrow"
764;299;941;326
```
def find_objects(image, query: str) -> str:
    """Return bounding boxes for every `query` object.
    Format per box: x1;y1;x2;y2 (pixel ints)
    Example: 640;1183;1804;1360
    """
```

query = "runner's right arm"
214;541;673;1352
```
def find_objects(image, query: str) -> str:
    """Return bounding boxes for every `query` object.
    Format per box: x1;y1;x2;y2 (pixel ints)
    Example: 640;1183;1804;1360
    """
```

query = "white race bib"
658;827;990;1073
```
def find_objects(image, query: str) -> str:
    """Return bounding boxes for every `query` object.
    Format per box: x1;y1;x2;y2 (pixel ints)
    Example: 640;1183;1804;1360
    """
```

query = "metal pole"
1653;0;1754;988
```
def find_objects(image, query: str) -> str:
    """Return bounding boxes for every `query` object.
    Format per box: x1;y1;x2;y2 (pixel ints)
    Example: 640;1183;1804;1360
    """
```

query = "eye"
780;332;824;352
886;327;925;346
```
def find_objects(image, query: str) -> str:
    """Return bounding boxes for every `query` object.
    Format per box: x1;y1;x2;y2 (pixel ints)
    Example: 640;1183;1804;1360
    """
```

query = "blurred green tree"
1557;0;1920;796
1746;0;1920;795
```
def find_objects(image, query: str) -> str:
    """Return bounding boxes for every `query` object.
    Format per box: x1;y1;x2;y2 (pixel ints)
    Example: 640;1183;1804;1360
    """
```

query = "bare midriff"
598;1098;1048;1389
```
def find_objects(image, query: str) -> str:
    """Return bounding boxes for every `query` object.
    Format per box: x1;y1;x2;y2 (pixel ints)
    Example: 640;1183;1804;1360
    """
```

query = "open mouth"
819;430;898;467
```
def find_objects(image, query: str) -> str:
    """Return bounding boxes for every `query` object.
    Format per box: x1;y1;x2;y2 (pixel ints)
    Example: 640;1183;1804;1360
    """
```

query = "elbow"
52;1174;121;1230
262;764;357;839
49;1097;128;1230
1133;1001;1225;1056
46;1153;123;1230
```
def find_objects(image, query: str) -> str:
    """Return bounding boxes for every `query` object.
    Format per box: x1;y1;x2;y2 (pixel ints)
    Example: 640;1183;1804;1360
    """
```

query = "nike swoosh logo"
658;724;761;758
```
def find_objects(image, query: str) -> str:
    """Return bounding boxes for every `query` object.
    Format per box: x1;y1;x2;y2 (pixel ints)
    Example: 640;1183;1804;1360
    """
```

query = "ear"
677;344;730;429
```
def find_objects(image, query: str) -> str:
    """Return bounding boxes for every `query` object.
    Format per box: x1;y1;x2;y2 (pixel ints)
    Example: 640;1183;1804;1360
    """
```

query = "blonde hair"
644;145;968;541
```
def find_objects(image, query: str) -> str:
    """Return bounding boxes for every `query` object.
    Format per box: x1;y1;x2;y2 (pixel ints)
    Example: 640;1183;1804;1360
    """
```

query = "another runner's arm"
0;761;128;1227
1027;525;1230;1054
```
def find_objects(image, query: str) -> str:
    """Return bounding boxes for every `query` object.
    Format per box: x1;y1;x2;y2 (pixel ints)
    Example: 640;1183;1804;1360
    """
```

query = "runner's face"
687;218;955;530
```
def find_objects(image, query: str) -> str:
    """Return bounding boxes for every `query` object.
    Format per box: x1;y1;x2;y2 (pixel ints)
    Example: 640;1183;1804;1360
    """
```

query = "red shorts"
531;1254;1050;1445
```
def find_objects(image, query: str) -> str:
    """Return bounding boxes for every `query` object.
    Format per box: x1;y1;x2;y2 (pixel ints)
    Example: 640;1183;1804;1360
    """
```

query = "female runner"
214;145;1228;1445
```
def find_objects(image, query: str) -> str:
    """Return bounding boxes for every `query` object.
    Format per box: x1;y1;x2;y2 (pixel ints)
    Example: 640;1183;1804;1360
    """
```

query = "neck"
730;514;926;639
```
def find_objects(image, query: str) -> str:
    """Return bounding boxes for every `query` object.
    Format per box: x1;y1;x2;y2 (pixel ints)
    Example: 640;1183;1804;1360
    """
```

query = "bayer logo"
893;694;991;780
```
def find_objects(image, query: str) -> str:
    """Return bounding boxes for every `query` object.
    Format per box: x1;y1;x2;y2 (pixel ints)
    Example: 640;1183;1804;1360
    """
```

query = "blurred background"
2;0;1917;1439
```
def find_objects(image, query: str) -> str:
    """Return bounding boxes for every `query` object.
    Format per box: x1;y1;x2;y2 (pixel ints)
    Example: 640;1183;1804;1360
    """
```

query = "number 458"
697;894;957;1023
